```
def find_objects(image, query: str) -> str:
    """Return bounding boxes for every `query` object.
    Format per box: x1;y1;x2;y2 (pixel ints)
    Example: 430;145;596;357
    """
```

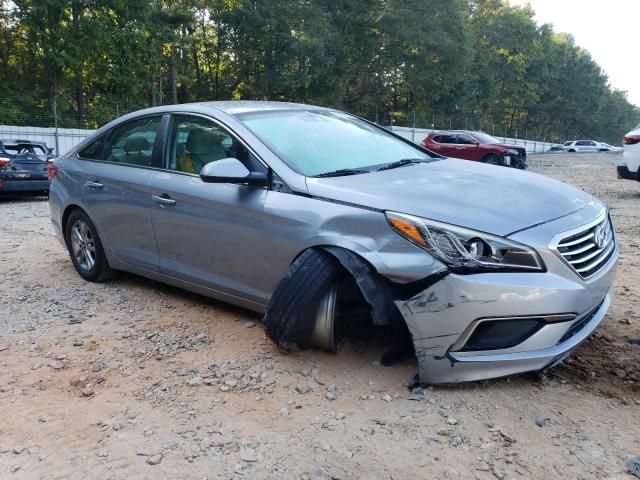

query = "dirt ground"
0;152;638;480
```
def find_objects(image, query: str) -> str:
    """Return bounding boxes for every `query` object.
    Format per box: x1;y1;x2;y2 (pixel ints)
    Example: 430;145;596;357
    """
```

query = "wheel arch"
263;245;406;352
61;204;86;244
282;244;440;327
482;151;504;160
61;204;106;250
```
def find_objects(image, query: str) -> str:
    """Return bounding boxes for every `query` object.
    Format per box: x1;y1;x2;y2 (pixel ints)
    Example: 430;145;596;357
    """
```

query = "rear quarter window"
78;136;108;160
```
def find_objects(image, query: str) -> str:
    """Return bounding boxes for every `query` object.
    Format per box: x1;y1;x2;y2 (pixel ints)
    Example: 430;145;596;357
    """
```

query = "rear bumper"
0;178;50;192
617;165;638;181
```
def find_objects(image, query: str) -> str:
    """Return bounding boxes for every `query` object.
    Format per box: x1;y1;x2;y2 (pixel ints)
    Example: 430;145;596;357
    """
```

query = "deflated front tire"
263;248;345;351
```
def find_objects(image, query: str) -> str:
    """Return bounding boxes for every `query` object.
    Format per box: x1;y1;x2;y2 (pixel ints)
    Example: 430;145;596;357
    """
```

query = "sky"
510;0;640;107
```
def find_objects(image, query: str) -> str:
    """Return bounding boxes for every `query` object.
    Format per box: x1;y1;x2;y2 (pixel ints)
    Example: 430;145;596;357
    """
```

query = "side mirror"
200;158;267;187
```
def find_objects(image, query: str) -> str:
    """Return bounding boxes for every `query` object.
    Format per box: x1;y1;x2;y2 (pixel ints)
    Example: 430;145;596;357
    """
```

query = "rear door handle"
85;181;104;189
152;194;176;206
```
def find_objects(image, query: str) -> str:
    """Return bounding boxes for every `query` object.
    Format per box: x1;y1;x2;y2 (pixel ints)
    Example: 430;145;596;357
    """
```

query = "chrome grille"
555;216;615;279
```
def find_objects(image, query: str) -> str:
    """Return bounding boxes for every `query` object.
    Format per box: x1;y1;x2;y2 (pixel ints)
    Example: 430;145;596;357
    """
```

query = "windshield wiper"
314;168;370;178
376;158;425;171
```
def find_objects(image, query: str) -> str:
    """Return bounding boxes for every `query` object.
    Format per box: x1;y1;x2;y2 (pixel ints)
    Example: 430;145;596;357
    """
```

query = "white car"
618;124;640;181
597;142;623;153
563;140;609;153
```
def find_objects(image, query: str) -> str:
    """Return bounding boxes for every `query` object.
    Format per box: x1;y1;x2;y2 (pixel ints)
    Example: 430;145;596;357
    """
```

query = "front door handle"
152;194;176;206
85;180;104;189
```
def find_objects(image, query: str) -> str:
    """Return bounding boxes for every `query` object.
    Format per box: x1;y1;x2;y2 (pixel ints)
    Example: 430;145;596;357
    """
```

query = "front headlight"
386;211;544;273
506;148;519;156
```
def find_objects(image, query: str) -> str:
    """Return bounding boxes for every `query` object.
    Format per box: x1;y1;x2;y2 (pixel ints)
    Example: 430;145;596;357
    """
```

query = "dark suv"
0;140;55;194
423;130;527;169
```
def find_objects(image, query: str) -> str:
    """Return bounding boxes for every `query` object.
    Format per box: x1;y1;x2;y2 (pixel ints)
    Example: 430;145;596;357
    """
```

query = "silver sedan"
49;101;617;384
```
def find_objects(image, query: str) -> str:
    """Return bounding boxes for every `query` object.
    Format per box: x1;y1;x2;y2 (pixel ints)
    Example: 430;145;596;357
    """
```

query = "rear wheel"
65;209;115;282
483;153;502;166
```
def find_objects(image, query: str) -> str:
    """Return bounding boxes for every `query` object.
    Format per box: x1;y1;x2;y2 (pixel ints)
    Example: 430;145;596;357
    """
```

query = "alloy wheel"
70;219;96;271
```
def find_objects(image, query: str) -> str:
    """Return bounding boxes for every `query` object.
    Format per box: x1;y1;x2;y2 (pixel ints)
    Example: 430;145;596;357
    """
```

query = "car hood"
305;158;593;237
500;144;526;151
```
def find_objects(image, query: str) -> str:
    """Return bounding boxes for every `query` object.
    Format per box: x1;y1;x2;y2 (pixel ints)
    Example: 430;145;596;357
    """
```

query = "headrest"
124;136;150;153
186;129;225;155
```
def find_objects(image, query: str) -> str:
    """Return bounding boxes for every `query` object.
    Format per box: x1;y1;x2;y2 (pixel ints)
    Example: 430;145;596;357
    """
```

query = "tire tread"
264;248;343;349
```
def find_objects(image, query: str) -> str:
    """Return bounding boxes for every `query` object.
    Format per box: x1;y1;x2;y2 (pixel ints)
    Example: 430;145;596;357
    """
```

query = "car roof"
117;101;331;119
432;130;472;135
197;100;328;115
432;130;496;135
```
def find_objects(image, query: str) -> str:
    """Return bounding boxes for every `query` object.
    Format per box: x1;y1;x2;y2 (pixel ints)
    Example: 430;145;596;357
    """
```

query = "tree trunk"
72;2;85;127
168;0;178;104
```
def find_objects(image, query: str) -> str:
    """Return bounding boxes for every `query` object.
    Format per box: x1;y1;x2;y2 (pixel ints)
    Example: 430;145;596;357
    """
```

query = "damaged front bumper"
395;222;617;384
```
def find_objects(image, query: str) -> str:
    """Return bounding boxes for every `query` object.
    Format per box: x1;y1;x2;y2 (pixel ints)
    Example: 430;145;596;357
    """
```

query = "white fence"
0;125;94;156
1;123;562;156
390;126;561;154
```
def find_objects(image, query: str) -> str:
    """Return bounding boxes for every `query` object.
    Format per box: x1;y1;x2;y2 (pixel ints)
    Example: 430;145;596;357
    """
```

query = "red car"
422;130;527;169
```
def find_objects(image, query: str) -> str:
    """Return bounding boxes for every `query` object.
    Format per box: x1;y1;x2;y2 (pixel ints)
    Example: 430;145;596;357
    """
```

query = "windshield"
472;132;502;144
237;110;431;176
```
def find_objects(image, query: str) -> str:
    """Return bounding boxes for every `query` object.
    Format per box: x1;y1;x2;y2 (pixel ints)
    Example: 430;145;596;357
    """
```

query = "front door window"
166;116;250;174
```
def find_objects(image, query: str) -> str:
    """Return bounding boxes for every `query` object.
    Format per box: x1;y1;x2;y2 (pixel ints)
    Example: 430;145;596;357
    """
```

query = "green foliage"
0;0;637;142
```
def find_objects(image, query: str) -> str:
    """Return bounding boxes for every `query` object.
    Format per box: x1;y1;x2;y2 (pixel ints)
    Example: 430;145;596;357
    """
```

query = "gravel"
0;154;638;479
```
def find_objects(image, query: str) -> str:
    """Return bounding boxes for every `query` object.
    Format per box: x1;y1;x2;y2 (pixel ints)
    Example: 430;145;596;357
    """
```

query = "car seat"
179;129;228;174
123;136;151;165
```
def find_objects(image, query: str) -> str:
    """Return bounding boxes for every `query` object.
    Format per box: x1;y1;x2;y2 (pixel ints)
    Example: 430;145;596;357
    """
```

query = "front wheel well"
482;152;503;165
264;246;406;352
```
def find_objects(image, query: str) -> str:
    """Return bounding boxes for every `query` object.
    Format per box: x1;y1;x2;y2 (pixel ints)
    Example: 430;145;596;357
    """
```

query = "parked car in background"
422;130;527;169
562;140;609;153
618;124;640;182
546;145;565;153
0;140;55;195
49;101;616;384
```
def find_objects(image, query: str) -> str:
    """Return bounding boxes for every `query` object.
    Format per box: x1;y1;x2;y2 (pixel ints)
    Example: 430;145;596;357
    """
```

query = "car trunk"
7;154;49;180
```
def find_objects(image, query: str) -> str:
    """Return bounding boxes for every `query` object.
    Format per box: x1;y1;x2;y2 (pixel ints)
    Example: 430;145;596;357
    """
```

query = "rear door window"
437;134;457;144
104;117;162;167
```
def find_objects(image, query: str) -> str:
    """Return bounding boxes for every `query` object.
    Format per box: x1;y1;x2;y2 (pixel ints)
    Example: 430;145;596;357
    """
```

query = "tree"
0;0;637;141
